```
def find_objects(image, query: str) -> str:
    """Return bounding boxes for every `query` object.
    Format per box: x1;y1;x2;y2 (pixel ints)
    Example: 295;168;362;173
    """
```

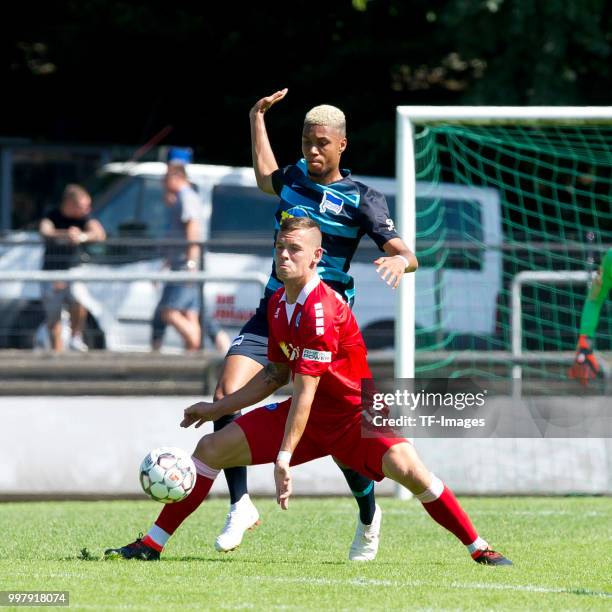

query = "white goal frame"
395;106;612;379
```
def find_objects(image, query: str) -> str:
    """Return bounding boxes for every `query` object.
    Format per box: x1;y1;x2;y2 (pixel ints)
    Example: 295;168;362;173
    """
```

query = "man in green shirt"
568;248;612;386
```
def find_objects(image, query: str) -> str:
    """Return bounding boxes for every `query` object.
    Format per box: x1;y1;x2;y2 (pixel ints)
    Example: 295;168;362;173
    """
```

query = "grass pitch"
1;497;610;610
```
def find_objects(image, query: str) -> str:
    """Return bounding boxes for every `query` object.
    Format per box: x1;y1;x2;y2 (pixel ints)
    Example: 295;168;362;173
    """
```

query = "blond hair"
304;104;346;136
279;216;322;245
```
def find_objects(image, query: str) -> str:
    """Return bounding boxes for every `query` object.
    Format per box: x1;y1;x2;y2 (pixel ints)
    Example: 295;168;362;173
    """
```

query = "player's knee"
382;443;430;491
194;433;224;468
214;375;242;402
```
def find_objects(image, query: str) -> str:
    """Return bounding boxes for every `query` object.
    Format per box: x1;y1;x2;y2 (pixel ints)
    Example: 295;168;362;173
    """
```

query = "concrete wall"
1;396;611;497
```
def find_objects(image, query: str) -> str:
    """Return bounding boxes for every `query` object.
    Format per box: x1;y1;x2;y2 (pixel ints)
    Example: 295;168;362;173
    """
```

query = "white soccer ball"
139;447;197;504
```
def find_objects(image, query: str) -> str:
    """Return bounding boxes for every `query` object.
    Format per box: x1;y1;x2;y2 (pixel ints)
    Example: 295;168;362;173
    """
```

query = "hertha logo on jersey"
319;190;343;215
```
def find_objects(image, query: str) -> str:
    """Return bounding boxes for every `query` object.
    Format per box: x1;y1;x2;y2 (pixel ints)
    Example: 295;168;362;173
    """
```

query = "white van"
0;162;502;351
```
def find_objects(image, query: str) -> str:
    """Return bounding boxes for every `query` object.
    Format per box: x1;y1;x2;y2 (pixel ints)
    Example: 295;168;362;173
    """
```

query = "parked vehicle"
0;161;502;351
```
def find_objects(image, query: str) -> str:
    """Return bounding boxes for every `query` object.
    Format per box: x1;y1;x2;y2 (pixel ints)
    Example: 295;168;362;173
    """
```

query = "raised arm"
249;88;288;195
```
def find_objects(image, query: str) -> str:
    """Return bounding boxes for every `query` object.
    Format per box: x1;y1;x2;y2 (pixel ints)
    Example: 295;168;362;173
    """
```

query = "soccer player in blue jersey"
206;88;418;558
122;89;418;561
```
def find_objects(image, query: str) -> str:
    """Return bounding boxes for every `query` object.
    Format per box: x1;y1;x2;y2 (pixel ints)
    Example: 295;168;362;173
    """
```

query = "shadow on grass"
67;547;406;567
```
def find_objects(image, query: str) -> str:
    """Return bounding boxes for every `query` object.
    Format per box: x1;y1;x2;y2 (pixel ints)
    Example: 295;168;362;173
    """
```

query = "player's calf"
104;457;221;559
381;443;512;566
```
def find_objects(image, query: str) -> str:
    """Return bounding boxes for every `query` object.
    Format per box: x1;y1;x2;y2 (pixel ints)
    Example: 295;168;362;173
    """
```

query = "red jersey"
267;275;371;410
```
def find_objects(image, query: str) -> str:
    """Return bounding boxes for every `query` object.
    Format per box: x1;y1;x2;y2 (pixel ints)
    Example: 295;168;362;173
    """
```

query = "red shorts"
235;398;406;481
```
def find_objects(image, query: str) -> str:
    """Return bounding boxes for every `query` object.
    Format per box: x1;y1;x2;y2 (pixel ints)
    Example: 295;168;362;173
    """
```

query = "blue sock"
339;467;376;525
214;413;248;504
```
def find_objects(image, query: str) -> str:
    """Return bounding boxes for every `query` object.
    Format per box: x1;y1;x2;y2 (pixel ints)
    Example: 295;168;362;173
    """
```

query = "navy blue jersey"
267;159;399;303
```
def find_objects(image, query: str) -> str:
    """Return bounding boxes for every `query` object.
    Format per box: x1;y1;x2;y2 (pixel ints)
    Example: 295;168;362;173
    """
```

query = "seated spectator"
39;184;106;352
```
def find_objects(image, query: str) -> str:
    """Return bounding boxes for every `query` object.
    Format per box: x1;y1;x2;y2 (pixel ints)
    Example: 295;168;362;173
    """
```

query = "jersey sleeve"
179;189;202;223
357;185;400;251
293;298;340;377
271;165;296;196
266;296;288;363
579;248;612;337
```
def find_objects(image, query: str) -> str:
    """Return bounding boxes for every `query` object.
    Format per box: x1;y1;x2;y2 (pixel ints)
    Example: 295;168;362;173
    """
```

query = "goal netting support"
394;107;612;494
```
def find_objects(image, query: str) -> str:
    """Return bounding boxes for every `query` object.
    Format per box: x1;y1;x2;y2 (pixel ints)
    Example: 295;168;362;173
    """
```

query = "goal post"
395;106;612;383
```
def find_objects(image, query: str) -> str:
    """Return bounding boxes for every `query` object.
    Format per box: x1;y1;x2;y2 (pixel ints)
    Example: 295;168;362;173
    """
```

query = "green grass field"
1;497;611;610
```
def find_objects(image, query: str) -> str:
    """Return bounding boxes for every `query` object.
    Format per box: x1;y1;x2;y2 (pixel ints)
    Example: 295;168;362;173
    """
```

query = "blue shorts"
226;296;269;366
158;282;199;312
41;282;77;324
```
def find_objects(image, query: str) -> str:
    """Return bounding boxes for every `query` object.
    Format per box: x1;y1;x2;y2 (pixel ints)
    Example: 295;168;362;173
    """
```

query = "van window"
210;185;277;239
141;178;169;238
94;177;142;236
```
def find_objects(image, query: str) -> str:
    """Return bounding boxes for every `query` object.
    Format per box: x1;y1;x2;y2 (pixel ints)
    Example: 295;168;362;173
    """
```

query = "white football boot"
215;495;260;552
348;504;381;561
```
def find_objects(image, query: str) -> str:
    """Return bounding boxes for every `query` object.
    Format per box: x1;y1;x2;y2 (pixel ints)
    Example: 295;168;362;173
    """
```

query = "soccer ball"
139;447;197;503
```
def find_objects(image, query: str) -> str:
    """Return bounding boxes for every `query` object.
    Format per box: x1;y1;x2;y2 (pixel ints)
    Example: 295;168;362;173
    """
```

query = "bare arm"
181;361;291;428
279;373;319;454
275;373;320;509
39;218;58;239
249;88;288;195
83;219;106;242
372;237;418;289
184;218;200;265
40;218;106;244
39;218;80;244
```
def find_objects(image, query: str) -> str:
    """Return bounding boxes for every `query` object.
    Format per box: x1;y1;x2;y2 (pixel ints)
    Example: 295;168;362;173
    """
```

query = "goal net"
396;108;612;392
393;108;612;494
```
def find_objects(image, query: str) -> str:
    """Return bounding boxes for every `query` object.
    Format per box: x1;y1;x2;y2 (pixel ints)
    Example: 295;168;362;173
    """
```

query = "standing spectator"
151;164;203;352
39;184;106;352
151;151;230;353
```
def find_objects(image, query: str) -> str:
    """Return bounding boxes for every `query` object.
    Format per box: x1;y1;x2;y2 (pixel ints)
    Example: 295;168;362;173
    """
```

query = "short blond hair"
304;105;346;136
279;216;322;246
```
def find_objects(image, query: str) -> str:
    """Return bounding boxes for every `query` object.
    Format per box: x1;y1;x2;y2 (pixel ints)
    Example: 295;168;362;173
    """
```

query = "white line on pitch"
256;576;612;598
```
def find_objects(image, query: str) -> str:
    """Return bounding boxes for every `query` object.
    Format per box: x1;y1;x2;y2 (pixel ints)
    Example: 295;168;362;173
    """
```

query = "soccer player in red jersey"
105;217;511;565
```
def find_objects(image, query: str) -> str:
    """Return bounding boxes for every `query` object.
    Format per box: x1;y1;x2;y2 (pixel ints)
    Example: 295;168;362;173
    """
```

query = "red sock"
150;459;219;543
417;476;478;546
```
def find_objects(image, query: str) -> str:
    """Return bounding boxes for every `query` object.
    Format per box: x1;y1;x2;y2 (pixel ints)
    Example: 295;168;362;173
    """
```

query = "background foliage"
2;0;611;174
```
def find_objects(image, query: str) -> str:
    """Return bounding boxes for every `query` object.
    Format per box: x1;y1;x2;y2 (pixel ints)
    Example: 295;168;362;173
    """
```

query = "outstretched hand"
250;88;288;118
180;401;218;429
373;255;407;289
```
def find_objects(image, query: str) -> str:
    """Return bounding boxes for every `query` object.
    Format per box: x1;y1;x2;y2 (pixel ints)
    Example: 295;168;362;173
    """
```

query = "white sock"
467;536;489;555
146;524;171;548
192;456;220;480
414;474;445;504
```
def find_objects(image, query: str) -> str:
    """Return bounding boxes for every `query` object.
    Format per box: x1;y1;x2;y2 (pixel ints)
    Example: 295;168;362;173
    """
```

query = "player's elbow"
256;175;275;195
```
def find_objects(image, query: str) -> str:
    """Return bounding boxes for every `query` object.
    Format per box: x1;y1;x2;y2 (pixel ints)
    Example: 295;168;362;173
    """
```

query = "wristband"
395;254;409;269
276;450;292;464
